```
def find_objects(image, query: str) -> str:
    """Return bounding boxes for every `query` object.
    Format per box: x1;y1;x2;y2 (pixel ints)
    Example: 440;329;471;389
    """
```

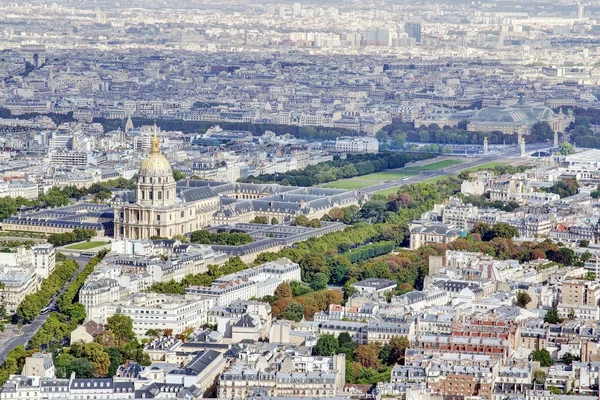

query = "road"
362;143;552;194
0;256;89;362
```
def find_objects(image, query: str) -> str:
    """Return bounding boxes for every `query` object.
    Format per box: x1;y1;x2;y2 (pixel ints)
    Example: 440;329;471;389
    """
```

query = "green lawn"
421;175;453;184
354;171;417;181
375;186;404;197
461;161;509;173
65;241;109;250
322;180;372;189
323;171;417;189
411;159;463;170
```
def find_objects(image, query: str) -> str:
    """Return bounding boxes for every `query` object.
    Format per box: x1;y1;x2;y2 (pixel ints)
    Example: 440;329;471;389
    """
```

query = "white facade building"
335;136;379;153
87;293;214;339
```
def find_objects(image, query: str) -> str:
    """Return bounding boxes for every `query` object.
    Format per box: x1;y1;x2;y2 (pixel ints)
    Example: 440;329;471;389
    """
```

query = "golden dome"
138;134;172;176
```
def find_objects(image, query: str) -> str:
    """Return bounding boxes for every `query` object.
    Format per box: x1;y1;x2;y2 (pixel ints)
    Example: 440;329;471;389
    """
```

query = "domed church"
113;127;365;241
113;129;220;240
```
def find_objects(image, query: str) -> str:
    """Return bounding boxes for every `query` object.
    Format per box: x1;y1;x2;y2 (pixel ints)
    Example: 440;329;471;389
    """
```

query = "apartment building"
87;293;214;339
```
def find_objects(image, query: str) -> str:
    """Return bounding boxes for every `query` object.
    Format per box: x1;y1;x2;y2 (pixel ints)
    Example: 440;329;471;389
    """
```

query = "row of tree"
0;345;31;387
250;216;279;225
377;120;555;146
239;152;432;187
189;229;253;246
0;251;112;386
57;249;110;313
16;258;79;323
48;228;96;247
345;241;396;263
147;256;247;294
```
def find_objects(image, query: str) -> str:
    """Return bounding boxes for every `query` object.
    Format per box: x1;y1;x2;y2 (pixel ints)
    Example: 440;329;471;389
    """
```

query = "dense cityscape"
2;0;600;400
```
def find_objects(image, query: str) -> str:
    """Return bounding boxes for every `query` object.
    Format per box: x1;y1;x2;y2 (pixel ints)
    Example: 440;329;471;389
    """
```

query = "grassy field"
322;180;373;189
421;175;453;184
461;161;509;173
357;171;417;181
323;159;464;190
408;159;463;170
65;241;109;250
323;171;417;189
375;186;404;197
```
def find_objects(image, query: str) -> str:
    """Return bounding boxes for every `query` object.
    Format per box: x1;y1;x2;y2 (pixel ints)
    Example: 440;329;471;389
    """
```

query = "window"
157;215;160;221
158;191;162;200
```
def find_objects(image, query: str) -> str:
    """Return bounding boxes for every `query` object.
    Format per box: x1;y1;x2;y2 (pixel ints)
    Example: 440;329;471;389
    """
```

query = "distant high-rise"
404;22;421;43
365;28;390;46
293;2;301;16
578;2;584;19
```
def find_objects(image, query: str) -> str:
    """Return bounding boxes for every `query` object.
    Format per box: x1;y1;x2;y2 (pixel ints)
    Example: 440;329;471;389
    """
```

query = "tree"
531;121;554;140
337;332;353;349
17;296;42;323
516;292;532;308
533;370;546;384
145;329;161;339
544;307;562;324
250;216;269;224
472;222;492;239
356;344;380;369
274;282;293;298
106;314;136;346
104;347;123;377
547;247;575;266
328;208;344;221
279;303;305;322
330;261;349;285
546;178;579;198
580;239;589;248
294;215;310;227
559;141;575;155
313;334;339;356
68;358;95;378
561;352;579;365
271;217;279;225
482;222;519;241
71;343;110;377
375;130;388;142
65;303;86;324
568;308;576;320
172;169;186;181
530;349;553;367
343;279;358;301
388;336;410;365
548;386;563;395
309;272;329;291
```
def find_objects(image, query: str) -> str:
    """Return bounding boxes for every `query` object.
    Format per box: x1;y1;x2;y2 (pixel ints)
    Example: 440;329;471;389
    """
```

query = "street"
0;256;89;362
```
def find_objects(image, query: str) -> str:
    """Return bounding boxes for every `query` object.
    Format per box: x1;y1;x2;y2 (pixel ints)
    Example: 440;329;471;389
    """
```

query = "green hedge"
345;241;396;263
